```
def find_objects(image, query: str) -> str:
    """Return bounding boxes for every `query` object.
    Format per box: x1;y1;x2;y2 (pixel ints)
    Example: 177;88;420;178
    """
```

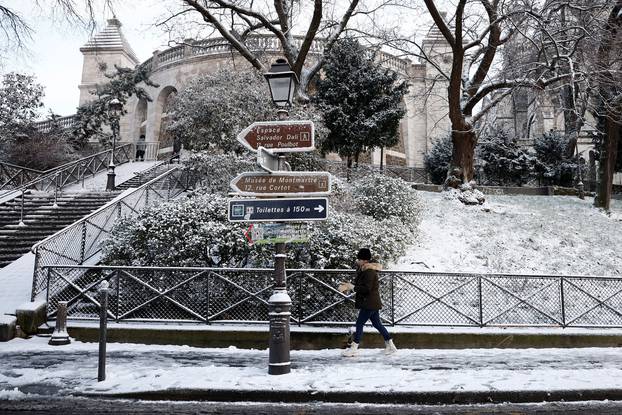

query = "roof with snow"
425;11;450;43
80;18;139;64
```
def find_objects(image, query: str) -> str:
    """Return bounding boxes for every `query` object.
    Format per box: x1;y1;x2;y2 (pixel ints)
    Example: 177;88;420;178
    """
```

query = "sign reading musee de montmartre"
230;172;331;197
237;120;314;152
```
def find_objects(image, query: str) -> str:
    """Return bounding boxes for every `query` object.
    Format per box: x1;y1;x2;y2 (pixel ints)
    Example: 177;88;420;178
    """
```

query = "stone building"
76;18;454;167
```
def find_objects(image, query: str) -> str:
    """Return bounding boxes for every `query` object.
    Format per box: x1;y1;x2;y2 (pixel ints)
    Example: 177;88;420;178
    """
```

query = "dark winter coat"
354;262;383;310
173;138;182;153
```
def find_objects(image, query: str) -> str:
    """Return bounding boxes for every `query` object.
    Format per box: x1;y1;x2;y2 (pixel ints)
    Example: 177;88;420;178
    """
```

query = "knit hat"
356;248;372;261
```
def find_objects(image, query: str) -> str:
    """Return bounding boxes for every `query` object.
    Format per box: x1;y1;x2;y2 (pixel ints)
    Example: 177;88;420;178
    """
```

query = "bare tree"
0;1;112;55
163;0;371;100
384;0;610;188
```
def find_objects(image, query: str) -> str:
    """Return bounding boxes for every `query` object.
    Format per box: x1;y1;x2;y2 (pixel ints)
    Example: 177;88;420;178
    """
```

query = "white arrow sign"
314;205;325;213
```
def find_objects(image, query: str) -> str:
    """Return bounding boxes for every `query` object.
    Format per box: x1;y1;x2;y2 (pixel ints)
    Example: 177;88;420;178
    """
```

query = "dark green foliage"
477;129;535;186
424;135;452;184
73;64;158;144
533;130;583;187
592;114;622;173
317;38;408;163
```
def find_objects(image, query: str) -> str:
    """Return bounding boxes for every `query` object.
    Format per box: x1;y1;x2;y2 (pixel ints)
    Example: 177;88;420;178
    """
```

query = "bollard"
98;281;109;382
268;243;291;375
48;301;71;346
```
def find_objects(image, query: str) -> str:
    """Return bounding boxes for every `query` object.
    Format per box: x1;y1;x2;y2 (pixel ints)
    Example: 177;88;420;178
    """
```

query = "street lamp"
106;98;123;191
264;58;298;115
264;59;298;376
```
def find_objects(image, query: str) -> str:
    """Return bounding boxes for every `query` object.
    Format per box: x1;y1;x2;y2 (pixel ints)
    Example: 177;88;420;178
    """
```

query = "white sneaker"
384;339;397;355
342;342;359;357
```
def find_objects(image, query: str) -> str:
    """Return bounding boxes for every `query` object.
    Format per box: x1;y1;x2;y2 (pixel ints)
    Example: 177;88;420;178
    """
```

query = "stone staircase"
0;161;179;269
0;191;122;267
116;162;175;190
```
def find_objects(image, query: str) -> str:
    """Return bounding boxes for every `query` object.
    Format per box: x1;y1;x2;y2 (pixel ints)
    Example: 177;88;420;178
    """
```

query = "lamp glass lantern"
264;59;298;107
107;98;123;118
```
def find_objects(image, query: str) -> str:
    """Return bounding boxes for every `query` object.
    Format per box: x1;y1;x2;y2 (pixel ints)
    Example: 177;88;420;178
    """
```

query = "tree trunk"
595;114;620;210
447;128;478;186
380;147;384;170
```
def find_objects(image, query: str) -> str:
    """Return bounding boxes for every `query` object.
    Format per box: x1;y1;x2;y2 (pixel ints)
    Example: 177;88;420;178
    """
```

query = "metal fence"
30;166;195;300
0;144;134;192
42;266;622;328
322;161;429;183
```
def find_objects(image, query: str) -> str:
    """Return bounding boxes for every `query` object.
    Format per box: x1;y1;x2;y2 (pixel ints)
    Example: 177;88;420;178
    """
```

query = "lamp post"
264;58;297;375
106;98;123;191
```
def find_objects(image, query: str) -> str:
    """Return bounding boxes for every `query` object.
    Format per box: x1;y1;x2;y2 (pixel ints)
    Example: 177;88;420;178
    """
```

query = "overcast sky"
2;0;171;118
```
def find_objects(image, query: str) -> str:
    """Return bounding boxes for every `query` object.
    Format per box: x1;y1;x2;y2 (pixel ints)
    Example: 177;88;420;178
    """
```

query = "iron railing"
31;166;195;300
321;161;429;183
42;266;622;328
0;143;134;192
0;162;44;190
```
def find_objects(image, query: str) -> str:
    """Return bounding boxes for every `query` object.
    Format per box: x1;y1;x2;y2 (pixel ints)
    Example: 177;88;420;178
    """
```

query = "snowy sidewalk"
2;336;622;404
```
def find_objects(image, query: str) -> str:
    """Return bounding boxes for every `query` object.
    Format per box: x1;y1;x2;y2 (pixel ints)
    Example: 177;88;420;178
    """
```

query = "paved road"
2;397;622;414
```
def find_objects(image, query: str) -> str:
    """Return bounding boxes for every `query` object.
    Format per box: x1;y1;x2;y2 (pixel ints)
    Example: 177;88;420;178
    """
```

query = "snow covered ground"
397;192;622;276
2;336;622;398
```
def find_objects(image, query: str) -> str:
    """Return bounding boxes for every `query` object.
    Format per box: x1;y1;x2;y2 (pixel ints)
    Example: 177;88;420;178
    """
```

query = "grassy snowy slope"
397;192;622;276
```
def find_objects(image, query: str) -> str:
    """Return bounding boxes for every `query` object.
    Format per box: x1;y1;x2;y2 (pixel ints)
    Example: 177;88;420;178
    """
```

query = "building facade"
77;18;454;167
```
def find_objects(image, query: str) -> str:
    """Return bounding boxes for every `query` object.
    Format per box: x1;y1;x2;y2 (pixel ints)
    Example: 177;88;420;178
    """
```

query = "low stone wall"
412;184;587;197
66;324;622;350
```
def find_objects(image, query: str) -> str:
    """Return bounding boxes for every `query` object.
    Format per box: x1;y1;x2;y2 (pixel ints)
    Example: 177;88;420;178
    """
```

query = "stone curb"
80;388;622;405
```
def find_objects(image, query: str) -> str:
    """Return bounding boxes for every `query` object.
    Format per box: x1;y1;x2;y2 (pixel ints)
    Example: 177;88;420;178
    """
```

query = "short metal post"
49;301;71;346
18;190;26;226
115;271;120;323
53;173;59;208
98;280;109;382
560;277;566;328
268;242;291;375
390;274;395;326
478;275;484;327
79;222;87;264
81;163;86;188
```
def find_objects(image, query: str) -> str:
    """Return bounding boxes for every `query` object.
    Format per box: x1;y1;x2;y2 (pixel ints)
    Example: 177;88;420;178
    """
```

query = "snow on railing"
147;35;410;75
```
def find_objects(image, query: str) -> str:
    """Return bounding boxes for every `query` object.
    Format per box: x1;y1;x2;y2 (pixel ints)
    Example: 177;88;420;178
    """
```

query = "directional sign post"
230;172;331;197
228;198;328;222
232;114;322;377
237;120;314;152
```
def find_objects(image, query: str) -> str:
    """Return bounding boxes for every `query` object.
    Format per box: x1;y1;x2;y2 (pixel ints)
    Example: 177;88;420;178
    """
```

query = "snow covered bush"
181;151;255;195
101;194;272;268
304;212;412;269
167;68;327;154
477;129;535;186
424;135;452;184
352;174;423;228
533;130;583;187
285;151;326;172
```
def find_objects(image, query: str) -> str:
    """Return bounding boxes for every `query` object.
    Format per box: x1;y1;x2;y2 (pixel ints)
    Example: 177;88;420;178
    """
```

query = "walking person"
171;136;182;163
339;248;397;357
135;134;146;161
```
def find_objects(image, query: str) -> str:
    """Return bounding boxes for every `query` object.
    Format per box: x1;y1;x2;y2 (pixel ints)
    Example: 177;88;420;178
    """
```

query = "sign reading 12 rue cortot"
230;172;331;197
237;120;314;152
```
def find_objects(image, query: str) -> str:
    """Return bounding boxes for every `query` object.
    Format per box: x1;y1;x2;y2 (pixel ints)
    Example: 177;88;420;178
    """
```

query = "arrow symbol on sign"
314;205;325;213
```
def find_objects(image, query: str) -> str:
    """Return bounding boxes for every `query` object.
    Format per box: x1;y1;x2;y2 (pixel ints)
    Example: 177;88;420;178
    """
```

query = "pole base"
268;363;291;375
48;333;71;346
